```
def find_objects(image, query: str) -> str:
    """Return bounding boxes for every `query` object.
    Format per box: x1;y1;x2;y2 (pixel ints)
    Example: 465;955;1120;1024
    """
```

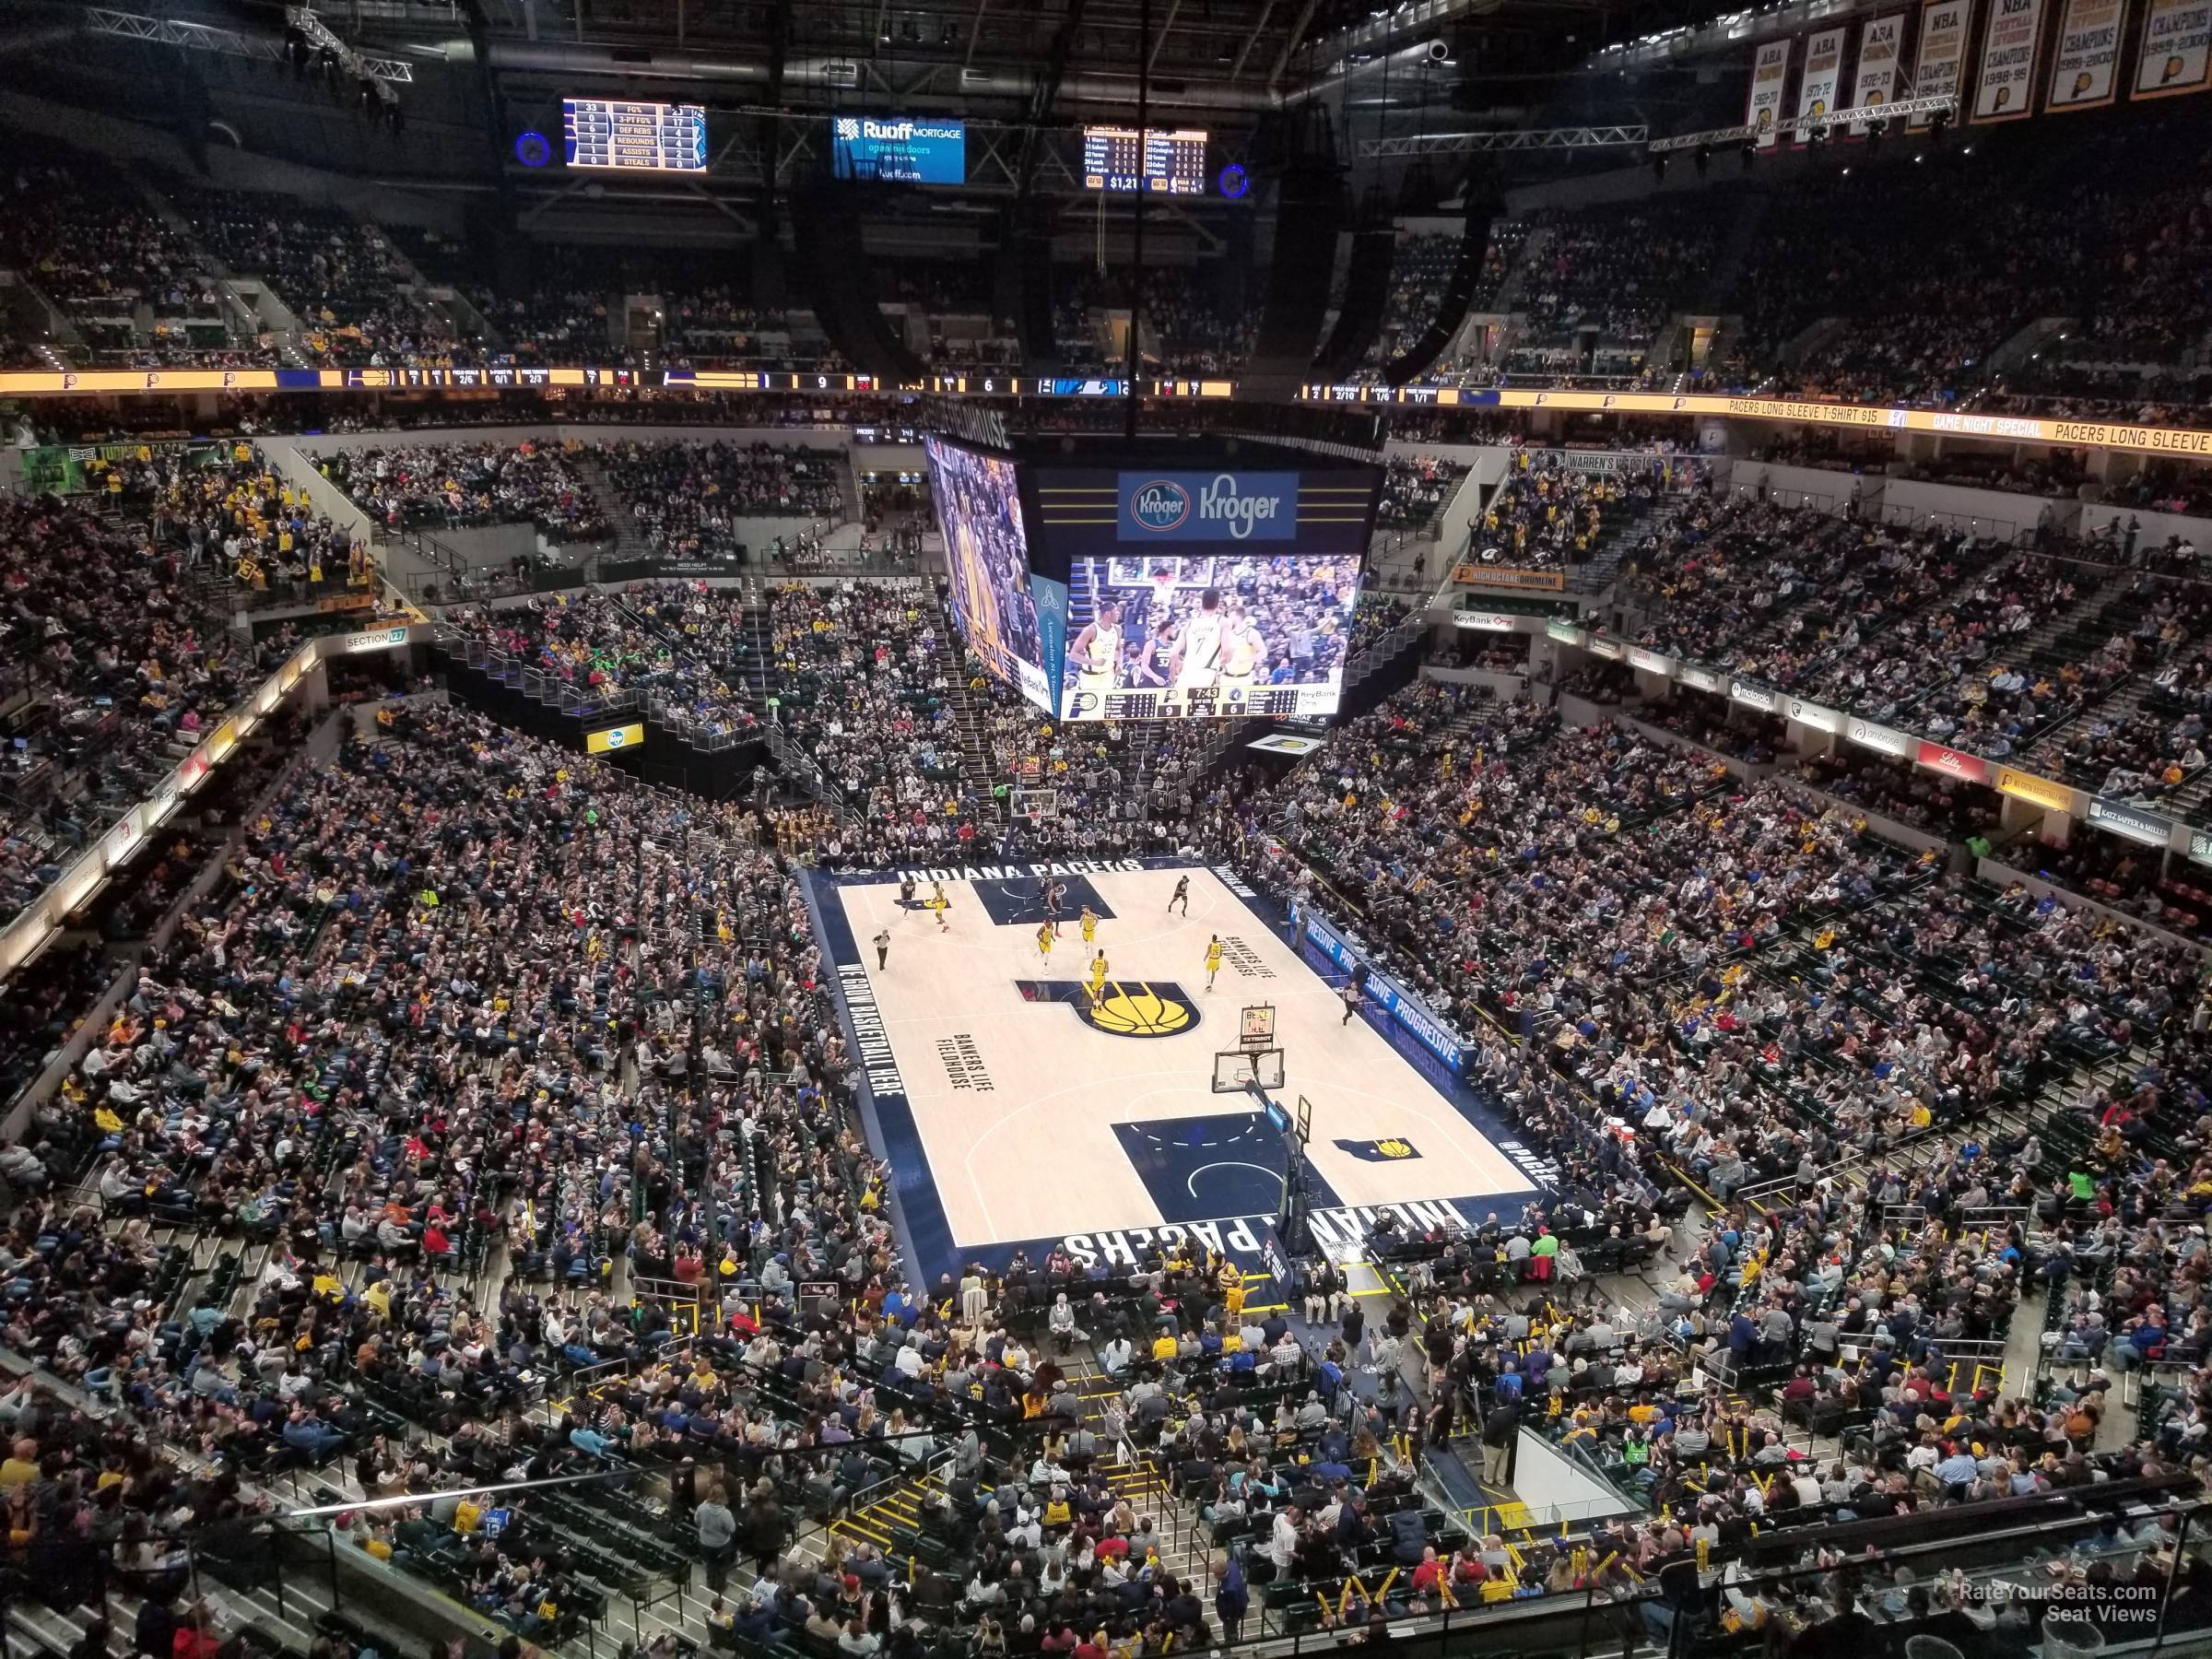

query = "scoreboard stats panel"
563;99;707;171
1080;127;1209;194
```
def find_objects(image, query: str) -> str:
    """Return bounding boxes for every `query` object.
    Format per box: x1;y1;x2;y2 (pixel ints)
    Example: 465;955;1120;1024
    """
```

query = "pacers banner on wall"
1796;27;1851;132
584;722;645;754
1747;39;1794;145
1973;0;2049;119
1850;13;1910;130
2135;0;2212;94
2048;0;2126;105
1911;0;1977;123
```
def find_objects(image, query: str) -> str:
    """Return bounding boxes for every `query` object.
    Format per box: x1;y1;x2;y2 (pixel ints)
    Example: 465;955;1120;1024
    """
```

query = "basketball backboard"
1212;1046;1286;1092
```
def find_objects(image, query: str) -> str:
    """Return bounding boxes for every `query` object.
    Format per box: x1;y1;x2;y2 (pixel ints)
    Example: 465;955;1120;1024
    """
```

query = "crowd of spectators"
593;441;848;565
322;443;612;542
1522;200;1722;349
0;489;279;924
168;184;480;371
1467;453;1686;571
1375;456;1467;533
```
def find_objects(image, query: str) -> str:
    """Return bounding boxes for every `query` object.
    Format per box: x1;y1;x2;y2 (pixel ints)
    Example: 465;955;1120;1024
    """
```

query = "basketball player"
1205;935;1225;991
1042;877;1066;936
1088;950;1109;1006
1169;588;1227;690
1169;874;1190;916
1066;602;1124;712
1036;919;1055;963
931;880;950;933
1079;905;1099;947
900;873;918;912
1217;604;1268;704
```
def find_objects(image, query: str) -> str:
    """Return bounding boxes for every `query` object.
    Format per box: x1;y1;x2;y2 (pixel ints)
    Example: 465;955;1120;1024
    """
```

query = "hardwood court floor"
831;865;1530;1252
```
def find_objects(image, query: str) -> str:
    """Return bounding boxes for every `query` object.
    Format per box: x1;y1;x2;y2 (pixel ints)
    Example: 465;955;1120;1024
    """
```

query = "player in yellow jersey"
1088;950;1109;1005
1066;602;1124;714
1217;606;1268;704
931;880;950;933
1037;920;1055;963
1079;906;1099;947
1205;935;1225;991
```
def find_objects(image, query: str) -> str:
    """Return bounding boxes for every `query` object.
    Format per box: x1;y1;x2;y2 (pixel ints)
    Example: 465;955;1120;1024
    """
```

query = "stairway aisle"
573;450;653;570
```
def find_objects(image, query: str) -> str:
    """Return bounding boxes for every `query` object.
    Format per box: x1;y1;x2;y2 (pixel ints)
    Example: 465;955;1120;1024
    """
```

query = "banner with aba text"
1973;0;2050;118
2135;0;2212;94
1796;27;1850;132
1851;13;1911;129
1747;39;1794;144
2048;0;2127;106
1911;0;1976;123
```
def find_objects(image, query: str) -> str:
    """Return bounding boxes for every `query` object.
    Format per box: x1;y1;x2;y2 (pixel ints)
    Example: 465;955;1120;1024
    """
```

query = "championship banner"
1796;27;1850;132
1748;39;1794;145
2049;0;2126;105
1911;0;1976;123
1973;0;2049;119
1851;12;1911;128
2135;0;2212;94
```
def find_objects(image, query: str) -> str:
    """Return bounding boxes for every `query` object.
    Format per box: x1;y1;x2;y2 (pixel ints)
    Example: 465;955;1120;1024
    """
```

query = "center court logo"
1017;979;1200;1038
1127;479;1193;533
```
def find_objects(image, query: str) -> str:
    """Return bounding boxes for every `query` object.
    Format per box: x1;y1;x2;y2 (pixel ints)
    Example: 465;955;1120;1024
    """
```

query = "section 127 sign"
1119;473;1297;542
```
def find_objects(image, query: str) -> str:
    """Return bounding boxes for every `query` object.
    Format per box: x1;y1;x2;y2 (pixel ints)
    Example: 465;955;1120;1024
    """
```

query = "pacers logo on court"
1017;979;1201;1039
1336;1136;1421;1161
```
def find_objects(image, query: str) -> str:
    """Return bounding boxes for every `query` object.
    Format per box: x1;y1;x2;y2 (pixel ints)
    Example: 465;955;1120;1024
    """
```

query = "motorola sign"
1117;472;1297;542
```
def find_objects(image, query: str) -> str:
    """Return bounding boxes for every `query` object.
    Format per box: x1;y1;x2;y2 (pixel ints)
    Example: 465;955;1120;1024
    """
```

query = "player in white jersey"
1067;602;1124;712
1170;588;1227;690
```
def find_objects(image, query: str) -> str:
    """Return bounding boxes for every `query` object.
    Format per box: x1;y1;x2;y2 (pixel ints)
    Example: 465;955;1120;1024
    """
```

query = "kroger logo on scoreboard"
1118;472;1297;542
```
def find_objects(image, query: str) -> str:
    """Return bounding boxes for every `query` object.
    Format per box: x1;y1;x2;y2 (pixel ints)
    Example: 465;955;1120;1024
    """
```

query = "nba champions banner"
2049;0;2127;105
1851;12;1910;129
1974;0;2049;118
2136;0;2212;94
1747;39;1793;144
1911;0;1975;123
1796;26;1850;131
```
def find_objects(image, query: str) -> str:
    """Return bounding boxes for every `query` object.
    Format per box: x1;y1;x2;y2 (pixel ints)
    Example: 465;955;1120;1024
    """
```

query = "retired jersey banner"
1851;13;1911;128
1796;27;1851;130
1974;0;2049;118
1748;39;1794;144
1911;0;1976;122
2049;0;2127;104
2135;0;2212;94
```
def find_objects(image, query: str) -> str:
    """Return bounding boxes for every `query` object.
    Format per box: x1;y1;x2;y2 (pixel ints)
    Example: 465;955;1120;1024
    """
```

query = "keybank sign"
1118;472;1297;542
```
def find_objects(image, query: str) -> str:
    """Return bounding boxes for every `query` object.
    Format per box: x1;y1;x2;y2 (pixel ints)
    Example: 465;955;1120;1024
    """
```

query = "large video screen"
563;99;707;171
1080;126;1209;194
925;437;1056;713
1059;553;1362;722
831;115;967;184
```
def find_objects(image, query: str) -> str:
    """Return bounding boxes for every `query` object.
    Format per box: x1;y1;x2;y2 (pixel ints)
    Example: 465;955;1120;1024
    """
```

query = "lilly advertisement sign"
1119;472;1297;542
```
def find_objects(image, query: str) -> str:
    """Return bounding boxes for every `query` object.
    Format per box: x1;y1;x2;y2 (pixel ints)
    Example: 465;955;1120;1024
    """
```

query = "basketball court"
808;860;1544;1278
